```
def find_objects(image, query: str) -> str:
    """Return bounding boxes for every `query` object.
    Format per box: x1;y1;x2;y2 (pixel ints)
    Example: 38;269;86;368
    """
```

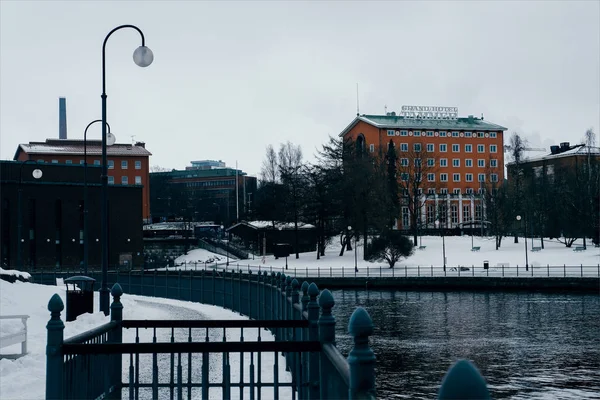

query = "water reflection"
332;290;600;399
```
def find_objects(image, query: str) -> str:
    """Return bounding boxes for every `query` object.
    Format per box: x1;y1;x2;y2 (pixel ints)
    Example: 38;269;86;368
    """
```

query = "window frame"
439;144;447;152
452;159;460;167
121;160;128;169
452;144;460;153
466;173;473;182
440;173;448;182
453;173;460;182
121;176;129;185
440;158;448;167
477;144;485;153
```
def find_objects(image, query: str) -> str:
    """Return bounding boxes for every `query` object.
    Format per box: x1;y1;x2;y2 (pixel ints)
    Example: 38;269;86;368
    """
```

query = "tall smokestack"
59;97;67;139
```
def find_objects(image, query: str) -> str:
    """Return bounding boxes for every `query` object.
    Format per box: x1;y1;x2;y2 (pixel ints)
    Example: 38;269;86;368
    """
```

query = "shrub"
366;231;414;268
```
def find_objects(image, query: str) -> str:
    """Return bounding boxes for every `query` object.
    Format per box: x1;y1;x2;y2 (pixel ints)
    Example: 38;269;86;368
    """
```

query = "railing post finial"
348;307;376;399
46;294;65;400
301;281;310;312
110;283;124;323
307;282;320;398
291;278;300;305
285;275;293;298
318;289;335;344
438;359;490;400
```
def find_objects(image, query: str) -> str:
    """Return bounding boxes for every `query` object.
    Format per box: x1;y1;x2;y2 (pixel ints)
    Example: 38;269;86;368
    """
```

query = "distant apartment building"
150;161;257;225
339;107;508;230
14;139;152;221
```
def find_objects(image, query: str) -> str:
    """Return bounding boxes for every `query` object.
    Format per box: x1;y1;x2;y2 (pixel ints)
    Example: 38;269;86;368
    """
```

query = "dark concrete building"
1;161;143;270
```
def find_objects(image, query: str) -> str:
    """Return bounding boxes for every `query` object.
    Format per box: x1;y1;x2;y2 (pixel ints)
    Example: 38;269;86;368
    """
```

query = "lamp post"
17;160;42;270
221;225;229;266
348;225;357;272
516;215;529;271
99;25;154;315
83;120;112;274
278;226;288;269
435;219;446;271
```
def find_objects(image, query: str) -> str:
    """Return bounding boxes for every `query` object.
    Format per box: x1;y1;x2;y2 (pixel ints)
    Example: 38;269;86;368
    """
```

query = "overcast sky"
1;1;599;176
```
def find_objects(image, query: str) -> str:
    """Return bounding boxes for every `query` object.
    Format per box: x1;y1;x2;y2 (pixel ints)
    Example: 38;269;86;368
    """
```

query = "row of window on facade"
372;143;498;153
401;158;498;168
108;176;142;185
184;179;236;188
401;172;499;183
401;203;484;227
387;130;498;139
408;187;491;196
38;159;142;169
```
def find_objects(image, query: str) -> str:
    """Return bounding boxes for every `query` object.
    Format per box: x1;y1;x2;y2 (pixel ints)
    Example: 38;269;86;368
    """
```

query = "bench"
573;246;586;252
0;315;29;359
531;247;542;252
418;246;427;250
471;247;481;252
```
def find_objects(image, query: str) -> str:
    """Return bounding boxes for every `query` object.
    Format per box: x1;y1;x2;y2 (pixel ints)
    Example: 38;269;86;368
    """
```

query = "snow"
235;221;315;230
0;280;291;399
143;222;217;231
175;248;229;265
0;268;31;281
167;236;600;278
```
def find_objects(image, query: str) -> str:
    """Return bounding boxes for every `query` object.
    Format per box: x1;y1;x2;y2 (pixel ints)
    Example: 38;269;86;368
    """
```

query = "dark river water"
330;290;600;399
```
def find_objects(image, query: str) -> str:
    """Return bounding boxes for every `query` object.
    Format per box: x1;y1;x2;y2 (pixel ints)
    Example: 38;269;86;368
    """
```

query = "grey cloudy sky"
1;1;599;176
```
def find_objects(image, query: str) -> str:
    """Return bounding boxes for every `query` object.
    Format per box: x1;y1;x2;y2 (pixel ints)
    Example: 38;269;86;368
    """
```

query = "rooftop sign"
400;105;458;120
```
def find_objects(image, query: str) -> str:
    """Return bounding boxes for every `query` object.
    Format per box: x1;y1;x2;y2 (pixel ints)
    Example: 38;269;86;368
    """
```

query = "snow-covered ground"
0;280;290;400
169;236;600;278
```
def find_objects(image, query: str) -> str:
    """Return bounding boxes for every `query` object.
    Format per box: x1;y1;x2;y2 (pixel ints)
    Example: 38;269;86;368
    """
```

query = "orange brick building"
14;139;152;221
339;110;507;230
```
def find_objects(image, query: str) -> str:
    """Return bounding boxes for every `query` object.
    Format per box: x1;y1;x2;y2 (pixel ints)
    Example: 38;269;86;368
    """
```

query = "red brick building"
339;109;508;230
14;139;152;221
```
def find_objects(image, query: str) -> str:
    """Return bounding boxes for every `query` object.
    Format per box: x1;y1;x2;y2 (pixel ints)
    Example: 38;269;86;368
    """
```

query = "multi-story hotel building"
339;108;507;230
14;139;152;221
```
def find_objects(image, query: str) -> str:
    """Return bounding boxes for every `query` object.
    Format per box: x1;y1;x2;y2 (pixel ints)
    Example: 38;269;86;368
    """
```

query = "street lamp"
99;25;154;315
83;120;112;275
348;225;357;272
278;226;288;270
435;219;446;271
516;215;529;271
17;160;42;270
221;225;229;266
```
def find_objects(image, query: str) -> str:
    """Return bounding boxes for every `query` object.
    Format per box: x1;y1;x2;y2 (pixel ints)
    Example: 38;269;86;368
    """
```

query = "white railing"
0;315;29;359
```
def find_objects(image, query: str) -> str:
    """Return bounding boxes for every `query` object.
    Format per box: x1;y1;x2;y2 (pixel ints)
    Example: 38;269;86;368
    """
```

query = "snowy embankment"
0;280;290;400
0;268;31;283
170;236;600;278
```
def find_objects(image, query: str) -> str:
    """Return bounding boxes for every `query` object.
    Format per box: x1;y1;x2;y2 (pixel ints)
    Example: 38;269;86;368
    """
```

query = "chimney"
59;97;67;139
135;141;145;148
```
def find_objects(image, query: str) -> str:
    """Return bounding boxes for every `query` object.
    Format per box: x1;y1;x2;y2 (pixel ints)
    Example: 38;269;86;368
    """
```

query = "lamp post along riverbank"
99;25;153;315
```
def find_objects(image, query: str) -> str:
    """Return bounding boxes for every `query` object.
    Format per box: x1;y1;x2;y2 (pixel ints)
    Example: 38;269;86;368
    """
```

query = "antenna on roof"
384;104;388;114
130;135;136;145
356;83;360;116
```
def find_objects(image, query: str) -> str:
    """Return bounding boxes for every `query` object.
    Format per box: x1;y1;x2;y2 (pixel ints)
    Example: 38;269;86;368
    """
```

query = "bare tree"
508;133;528;243
278;142;304;259
260;145;279;183
150;165;170;173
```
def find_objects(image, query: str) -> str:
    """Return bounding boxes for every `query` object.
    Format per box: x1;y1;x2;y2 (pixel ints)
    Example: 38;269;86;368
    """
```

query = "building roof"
227;220;315;231
153;167;251;179
339;114;507;137
506;144;600;166
14;139;152;159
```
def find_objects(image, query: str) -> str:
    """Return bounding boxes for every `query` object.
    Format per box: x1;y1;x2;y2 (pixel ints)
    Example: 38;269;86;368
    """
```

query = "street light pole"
17;160;39;270
348;225;357;272
517;215;529;271
83;120;111;275
435;219;446;271
100;25;153;315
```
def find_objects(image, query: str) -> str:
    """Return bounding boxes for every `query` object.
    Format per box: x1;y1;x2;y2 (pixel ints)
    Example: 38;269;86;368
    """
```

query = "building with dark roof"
339;110;508;231
14;139;152;221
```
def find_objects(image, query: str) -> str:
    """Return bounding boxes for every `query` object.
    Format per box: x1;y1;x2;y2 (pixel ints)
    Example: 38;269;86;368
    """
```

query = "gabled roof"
14;139;152;160
339;114;507;137
506;145;600;166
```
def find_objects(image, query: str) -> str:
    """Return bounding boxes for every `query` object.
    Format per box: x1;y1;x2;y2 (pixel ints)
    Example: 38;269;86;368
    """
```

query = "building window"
414;143;421;152
439;131;447;137
94;160;100;166
466;173;473;182
478;159;485;167
37;159;44;163
490;132;497;138
402;207;409;228
478;132;485;138
80;160;85;165
491;173;498;182
401;173;409;181
427;158;435;167
400;130;408;136
426;131;434;137
453;188;461;195
415;159;422;167
451;205;458;224
135;176;142;185
108;160;114;169
452;159;460;167
477;144;484;153
415;173;422;182
427;204;435;224
401;143;408;151
122;176;128;185
475;204;482;220
478;188;485;194
478;173;486;182
490;159;498;167
466;188;474;195
369;144;375;153
440;188;448;195
440;158;448;167
401;158;409;166
466;159;473;167
452;144;459;152
465;144;472;153
463;205;471;221
465;132;472;138
52;160;58;164
122;160;128;169
490;145;497;153
65;160;72;164
387;130;395;136
440;173;448;182
427;173;435;182
440;144;447;152
108;176;114;185
453;173;460;182
452;131;459;137
414;131;421;137
426;144;434;152
428;188;436;195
